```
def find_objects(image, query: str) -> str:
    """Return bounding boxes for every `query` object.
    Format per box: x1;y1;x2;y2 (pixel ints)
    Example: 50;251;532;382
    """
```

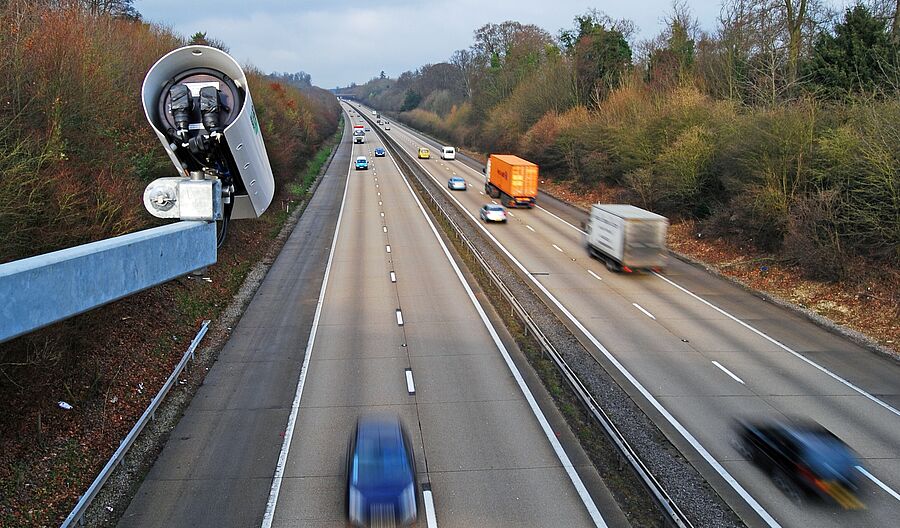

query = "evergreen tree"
805;5;899;98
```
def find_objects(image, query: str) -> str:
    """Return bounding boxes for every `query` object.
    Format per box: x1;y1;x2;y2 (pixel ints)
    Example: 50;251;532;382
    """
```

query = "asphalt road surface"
119;109;623;528
372;108;900;528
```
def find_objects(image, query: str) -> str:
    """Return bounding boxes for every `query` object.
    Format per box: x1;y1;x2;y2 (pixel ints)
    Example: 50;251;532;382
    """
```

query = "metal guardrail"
368;114;693;528
61;320;211;528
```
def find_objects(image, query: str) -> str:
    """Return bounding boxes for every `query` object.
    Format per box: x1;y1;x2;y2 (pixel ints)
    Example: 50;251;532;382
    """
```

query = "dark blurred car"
374;147;386;157
734;419;864;509
346;414;418;526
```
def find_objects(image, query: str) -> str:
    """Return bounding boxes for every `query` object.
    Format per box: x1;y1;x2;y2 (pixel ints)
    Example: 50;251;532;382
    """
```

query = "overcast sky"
135;1;850;89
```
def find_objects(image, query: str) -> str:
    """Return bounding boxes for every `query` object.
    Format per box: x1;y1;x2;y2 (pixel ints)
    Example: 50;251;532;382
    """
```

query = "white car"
441;146;456;160
480;204;507;223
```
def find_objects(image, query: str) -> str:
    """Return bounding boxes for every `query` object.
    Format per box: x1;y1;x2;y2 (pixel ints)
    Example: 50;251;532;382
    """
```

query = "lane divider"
261;132;353;528
383;139;608;528
632;303;656;320
405;368;416;394
711;361;745;384
384;123;779;528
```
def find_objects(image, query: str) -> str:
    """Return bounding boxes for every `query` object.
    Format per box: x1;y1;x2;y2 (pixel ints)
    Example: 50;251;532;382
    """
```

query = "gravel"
378;127;745;528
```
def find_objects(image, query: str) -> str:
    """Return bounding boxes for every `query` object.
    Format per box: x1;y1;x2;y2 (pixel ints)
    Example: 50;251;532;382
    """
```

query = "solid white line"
386;147;607;527
423;490;438;528
712;361;745;384
390;271;396;283
632;303;656;320
553;244;564;253
653;272;900;419
396;309;403;326
386;245;391;253
856;466;900;502
468;144;900;423
395;140;779;528
588;270;602;281
261;140;352;528
405;369;415;394
526;225;535;232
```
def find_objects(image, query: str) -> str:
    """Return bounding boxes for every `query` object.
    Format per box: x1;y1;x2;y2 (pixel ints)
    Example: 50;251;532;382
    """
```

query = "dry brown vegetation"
0;3;340;525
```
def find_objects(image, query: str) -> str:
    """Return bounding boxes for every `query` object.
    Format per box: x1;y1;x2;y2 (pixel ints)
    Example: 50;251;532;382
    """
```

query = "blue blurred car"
374;147;386;157
346;414;418;526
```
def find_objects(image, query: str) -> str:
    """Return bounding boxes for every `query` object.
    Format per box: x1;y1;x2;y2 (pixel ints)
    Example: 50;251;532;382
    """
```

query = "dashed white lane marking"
405;368;415;394
526;225;536;232
423;489;438;528
396;309;403;326
386;245;391;253
588;270;602;281
261;142;353;528
386;144;607;528
383;226;387;233
856;466;900;502
379;201;382;206
653;273;900;419
632;303;656;320
712;361;745;384
380;212;385;217
552;244;564;253
491;200;497;204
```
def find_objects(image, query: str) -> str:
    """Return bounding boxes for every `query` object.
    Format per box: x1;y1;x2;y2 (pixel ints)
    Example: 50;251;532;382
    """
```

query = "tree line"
343;1;900;280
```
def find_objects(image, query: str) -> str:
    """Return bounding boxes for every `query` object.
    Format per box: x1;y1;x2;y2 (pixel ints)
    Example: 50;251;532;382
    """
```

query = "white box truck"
585;204;668;272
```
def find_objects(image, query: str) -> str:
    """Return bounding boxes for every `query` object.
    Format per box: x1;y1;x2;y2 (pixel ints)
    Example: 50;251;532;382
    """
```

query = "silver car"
480;204;507;223
447;177;467;191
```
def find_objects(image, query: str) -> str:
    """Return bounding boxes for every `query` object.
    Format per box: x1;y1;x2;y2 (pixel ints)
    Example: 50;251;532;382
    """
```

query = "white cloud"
134;1;761;88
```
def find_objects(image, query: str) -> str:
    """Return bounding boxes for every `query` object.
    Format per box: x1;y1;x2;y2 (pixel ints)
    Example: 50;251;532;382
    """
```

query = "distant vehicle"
734;419;864;509
440;146;456;160
346;414;418;526
584;204;668;273
364;127;370;132
447;176;466;191
374;147;386;157
355;156;369;170
376;119;382;125
480;203;507;223
484;154;537;208
384;123;391;130
372;110;377;116
417;147;430;159
353;125;365;144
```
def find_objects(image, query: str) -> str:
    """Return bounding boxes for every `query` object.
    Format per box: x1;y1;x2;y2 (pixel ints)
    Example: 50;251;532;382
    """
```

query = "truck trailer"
585;204;668;272
484;154;538;208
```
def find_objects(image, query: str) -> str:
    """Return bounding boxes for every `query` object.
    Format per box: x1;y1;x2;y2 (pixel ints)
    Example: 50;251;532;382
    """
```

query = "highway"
119;108;625;527
369;108;900;527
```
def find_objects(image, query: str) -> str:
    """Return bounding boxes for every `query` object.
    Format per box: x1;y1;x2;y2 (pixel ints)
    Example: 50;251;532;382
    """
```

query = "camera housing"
141;45;274;220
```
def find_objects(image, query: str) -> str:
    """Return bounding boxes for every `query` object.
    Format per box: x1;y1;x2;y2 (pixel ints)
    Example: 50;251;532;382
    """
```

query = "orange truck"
483;154;538;208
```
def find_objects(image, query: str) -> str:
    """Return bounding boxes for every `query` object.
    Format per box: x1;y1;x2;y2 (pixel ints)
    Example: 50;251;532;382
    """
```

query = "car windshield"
353;431;411;487
487;205;504;211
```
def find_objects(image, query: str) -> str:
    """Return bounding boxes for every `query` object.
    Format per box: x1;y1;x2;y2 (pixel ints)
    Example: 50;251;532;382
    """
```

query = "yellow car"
417;147;430;159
